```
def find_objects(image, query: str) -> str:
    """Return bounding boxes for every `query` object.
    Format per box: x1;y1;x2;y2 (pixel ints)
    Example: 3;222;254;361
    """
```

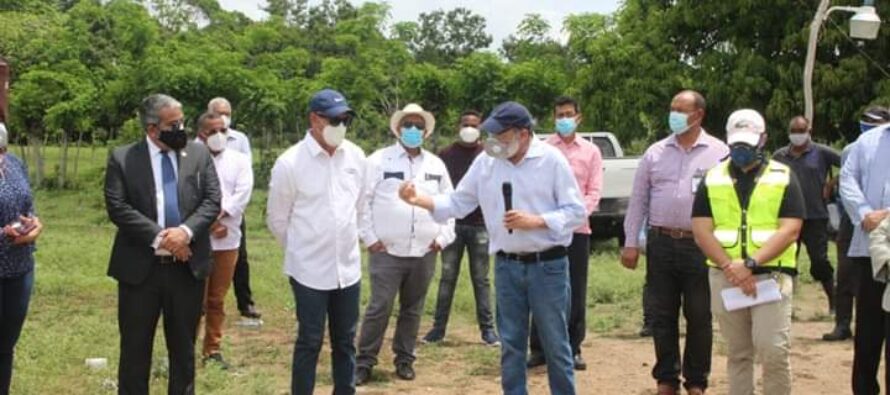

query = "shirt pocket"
337;167;363;201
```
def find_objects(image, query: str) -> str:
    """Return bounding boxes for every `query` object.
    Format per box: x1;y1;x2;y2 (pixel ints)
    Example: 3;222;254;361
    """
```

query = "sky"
217;0;622;47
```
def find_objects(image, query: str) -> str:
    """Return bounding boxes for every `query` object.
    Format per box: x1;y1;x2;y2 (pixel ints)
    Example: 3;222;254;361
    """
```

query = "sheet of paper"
721;279;783;312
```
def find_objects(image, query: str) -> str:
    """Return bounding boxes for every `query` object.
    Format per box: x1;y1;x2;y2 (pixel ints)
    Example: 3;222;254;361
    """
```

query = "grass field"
6;146;821;394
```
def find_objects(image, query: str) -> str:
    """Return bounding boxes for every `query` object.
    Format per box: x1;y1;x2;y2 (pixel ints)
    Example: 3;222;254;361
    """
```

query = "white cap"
726;109;765;146
390;103;436;138
0;122;7;148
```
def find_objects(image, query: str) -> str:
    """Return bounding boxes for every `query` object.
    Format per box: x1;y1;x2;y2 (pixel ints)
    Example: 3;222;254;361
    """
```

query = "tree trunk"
58;130;69;188
72;130;83;184
28;133;44;186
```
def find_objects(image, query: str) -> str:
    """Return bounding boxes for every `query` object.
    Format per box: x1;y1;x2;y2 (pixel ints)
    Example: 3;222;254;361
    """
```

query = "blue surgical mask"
730;144;759;168
860;121;880;134
669;111;691;135
400;127;424;149
555;117;577;136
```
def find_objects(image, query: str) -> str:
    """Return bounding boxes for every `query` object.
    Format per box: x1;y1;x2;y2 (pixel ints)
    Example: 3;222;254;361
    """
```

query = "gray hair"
207;97;231;112
197;112;222;131
139;94;182;131
675;90;707;111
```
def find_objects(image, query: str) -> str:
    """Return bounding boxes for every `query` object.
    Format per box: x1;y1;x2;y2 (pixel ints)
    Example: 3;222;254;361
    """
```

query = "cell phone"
10;221;36;235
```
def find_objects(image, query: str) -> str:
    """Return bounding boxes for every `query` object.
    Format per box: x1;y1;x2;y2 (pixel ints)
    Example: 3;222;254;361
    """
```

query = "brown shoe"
657;383;678;395
687;387;705;395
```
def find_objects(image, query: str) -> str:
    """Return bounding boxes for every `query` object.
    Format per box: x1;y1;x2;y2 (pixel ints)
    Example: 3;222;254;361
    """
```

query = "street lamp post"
803;0;881;123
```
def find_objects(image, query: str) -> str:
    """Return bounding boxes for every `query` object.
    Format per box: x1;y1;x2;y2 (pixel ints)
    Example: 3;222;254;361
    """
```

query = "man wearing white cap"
355;103;455;384
691;109;804;395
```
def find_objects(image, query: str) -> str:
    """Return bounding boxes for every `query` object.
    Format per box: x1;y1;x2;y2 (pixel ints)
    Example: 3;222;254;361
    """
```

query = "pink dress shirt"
547;134;603;234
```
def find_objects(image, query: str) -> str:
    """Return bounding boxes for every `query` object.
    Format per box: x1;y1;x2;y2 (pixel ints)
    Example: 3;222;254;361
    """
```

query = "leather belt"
650;226;695;240
156;256;177;265
496;246;568;263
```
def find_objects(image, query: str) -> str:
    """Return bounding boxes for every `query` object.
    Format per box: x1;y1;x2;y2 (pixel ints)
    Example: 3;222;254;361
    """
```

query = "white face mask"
323;124;347;147
789;132;810;147
484;133;521;160
459;127;480;144
221;115;232;129
206;132;227;153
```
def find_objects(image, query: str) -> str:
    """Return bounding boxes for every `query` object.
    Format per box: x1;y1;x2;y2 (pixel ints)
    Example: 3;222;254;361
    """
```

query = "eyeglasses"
401;121;425;130
207;128;227;134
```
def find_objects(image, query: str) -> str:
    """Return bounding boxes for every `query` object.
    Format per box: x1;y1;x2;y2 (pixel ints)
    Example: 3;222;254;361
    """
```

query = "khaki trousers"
709;268;793;395
202;249;239;357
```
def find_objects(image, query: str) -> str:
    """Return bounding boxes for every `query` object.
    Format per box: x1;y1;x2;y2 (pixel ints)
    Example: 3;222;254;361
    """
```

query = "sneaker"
526;353;546;368
422;328;445;344
481;329;500;347
395;362;415;381
202;353;230;370
355;366;372;386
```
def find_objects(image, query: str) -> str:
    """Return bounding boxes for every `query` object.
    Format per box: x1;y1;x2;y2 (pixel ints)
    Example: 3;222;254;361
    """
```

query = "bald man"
772;116;840;314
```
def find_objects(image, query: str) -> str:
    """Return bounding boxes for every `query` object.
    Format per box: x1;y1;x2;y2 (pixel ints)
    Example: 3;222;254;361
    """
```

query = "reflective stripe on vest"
704;160;797;269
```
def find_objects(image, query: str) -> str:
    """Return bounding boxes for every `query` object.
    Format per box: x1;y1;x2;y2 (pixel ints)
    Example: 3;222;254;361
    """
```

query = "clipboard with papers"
720;279;783;312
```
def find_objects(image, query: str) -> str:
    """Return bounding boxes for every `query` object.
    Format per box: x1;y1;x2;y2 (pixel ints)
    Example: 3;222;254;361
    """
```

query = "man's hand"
723;259;752;286
211;221;227;239
429;241;442;252
173;245;193;262
739;276;758;297
399;182;419;205
504;210;546;231
160;227;190;257
368;241;387;254
620;247;640;270
863;209;889;232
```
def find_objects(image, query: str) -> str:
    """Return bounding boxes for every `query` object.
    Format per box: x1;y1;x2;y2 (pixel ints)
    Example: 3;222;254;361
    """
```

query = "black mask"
158;126;188;151
730;144;761;169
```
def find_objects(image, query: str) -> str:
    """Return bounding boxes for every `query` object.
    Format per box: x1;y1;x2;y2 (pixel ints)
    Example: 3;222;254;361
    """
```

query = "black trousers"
646;231;712;390
530;233;590;356
836;215;858;328
233;218;255;311
118;263;205;395
852;257;890;395
797;219;834;283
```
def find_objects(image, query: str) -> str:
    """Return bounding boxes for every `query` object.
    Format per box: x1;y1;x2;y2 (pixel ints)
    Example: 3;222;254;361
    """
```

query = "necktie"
161;152;181;228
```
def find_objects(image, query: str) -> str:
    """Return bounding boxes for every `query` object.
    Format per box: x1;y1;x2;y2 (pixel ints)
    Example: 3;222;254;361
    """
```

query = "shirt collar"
393;143;425;160
525;138;547;159
146;136;166;157
784;142;814;155
304;131;340;158
666;129;711;149
547;133;580;147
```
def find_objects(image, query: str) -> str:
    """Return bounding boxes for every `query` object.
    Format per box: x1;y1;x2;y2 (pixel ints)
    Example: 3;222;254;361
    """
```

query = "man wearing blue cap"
267;89;367;395
399;101;586;395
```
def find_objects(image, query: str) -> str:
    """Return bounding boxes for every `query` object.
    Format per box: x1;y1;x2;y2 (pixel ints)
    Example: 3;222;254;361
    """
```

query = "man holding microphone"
399;101;586;395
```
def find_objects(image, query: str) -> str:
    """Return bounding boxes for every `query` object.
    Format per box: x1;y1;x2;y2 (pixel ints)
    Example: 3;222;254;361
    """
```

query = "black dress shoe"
395;363;415;381
240;304;262;319
573;354;587;371
822;326;852;341
202;353;230;370
355;366;372;386
526;353;546;369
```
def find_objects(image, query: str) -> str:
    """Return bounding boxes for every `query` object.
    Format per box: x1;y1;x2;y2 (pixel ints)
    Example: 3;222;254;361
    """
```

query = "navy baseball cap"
481;101;533;135
309;89;355;118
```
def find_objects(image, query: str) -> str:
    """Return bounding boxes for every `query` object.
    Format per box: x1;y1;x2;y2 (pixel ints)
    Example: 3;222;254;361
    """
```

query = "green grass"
7;145;820;394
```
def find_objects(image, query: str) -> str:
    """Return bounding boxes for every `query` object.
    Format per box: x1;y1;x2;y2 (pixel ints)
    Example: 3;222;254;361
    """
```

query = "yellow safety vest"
704;159;797;271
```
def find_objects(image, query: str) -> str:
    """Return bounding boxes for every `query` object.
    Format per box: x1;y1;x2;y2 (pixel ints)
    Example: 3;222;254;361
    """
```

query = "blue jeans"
0;269;34;395
496;256;574;395
431;225;494;333
289;278;360;395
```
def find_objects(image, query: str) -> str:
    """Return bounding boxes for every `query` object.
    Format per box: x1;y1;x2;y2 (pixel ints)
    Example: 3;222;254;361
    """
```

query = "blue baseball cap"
481;101;533;135
309;89;355;118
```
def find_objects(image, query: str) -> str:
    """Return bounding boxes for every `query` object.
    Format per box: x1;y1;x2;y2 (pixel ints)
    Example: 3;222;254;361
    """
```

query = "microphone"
502;182;513;234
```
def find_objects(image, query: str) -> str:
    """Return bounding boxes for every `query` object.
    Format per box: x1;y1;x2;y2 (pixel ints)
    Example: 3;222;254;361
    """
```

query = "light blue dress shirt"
840;124;890;257
432;139;586;254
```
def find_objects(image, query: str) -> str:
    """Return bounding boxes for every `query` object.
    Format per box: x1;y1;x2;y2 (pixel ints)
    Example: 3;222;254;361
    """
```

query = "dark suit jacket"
104;139;221;285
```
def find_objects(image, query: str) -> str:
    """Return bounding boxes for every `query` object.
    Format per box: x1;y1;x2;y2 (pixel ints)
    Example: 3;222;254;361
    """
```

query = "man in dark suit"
105;94;221;395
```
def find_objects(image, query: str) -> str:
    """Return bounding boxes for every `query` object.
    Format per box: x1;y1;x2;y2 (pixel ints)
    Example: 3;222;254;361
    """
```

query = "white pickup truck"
537;132;639;244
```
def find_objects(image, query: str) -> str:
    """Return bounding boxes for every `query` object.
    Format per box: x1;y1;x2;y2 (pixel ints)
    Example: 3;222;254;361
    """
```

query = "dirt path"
321;282;863;394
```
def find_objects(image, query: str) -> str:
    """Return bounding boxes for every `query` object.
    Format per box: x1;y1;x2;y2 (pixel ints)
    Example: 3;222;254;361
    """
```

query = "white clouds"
216;0;620;48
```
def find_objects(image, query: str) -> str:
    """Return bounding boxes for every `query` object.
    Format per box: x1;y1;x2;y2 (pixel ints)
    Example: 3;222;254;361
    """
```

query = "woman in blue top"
0;123;43;395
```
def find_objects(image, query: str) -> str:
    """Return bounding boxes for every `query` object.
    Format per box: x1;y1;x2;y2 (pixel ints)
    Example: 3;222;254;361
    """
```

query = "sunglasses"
322;115;353;127
401;121;426;130
207;128;227;134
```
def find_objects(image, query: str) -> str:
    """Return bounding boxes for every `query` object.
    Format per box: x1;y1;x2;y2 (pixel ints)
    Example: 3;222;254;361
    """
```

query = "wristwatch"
744;257;759;270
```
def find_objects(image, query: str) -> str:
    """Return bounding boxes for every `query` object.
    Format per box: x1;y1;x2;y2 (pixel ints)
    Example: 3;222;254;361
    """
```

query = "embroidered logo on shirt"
384;171;404;180
425;173;442;182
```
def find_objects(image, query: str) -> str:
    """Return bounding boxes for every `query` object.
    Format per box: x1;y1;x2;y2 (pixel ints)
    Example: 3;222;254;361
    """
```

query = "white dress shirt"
432;139;586;254
226;128;252;163
210;149;253;251
266;134;367;291
360;144;455;258
146;137;193;255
